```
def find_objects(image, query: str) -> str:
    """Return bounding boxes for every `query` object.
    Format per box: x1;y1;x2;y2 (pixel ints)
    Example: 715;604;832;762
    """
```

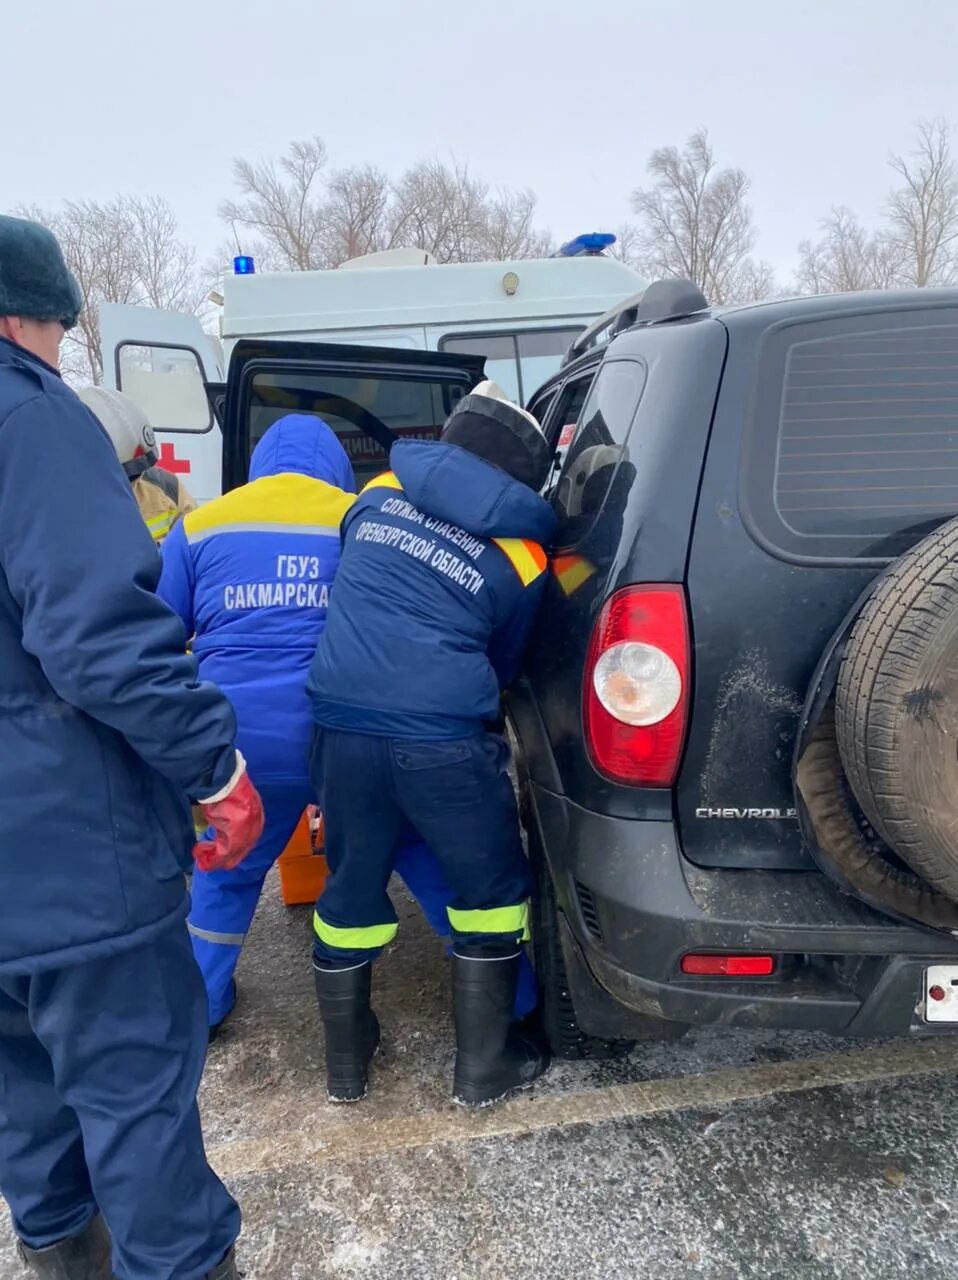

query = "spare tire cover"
837;514;958;902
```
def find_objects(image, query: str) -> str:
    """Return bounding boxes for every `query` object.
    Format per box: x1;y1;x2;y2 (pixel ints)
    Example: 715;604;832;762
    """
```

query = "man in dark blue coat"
0;215;264;1280
308;382;556;1107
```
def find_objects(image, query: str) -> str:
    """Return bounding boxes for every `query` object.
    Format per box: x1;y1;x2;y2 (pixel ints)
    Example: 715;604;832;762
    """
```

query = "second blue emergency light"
557;233;617;258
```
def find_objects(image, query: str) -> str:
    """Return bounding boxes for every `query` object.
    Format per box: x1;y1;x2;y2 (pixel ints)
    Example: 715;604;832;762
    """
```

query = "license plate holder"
924;965;958;1022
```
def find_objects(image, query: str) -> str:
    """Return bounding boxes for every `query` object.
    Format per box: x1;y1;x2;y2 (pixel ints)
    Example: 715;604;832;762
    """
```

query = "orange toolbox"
277;807;329;905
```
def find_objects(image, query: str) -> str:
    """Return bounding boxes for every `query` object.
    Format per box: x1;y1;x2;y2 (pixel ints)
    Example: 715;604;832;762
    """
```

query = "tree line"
15;119;958;384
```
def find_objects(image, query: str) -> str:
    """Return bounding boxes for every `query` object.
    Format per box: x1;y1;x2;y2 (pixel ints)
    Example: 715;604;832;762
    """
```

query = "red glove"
193;754;265;873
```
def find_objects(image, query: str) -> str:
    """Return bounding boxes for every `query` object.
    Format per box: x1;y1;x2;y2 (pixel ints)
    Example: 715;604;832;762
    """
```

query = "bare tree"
219;136;329;271
321;164;392;264
473;188;553;260
18;197;203;384
630;130;772;303
127;196;205;311
387;159;487;262
886;118;958;286
219;140;553;272
607;222;643;269
730;257;780;302
796;207;904;294
797;120;958;295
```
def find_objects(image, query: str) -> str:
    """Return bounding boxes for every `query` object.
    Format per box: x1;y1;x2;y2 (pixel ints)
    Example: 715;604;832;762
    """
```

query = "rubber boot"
452;952;551;1107
205;1247;240;1279
16;1214;112;1279
313;961;381;1102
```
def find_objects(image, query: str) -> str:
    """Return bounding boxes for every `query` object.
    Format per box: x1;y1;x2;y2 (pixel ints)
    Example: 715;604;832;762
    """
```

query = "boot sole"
328;1086;368;1104
452;1079;534;1109
326;1038;382;1104
452;1066;549;1109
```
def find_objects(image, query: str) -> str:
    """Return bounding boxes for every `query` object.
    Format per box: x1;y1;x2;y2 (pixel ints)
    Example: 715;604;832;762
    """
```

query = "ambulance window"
116;343;212;433
246;369;473;491
440;328;583;403
440;334;520;401
516;329;583;401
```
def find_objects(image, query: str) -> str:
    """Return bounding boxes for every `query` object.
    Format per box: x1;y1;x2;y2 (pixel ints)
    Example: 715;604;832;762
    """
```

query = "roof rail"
561;290;646;367
561;277;709;367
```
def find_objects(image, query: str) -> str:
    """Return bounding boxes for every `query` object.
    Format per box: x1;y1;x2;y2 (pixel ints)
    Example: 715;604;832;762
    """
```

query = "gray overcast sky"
4;0;957;283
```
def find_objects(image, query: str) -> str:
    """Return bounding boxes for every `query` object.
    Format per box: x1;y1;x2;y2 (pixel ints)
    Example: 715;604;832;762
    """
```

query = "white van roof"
221;255;644;340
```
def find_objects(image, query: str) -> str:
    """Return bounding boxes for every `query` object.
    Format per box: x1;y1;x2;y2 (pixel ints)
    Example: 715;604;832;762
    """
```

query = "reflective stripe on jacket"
158;415;356;784
134;468;196;544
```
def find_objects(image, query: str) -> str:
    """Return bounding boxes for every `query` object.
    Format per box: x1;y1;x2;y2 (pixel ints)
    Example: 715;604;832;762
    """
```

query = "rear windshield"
247;368;473;490
742;309;958;561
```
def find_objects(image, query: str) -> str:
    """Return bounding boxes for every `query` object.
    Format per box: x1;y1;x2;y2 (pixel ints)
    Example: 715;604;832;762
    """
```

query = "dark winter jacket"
0;338;237;974
307;439;557;739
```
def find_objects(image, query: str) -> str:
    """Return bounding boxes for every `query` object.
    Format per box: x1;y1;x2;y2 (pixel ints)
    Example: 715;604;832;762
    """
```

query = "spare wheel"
837;515;958;902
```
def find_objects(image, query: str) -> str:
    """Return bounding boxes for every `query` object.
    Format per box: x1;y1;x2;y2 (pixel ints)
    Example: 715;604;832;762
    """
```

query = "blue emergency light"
233;255;256;275
557;232;617;258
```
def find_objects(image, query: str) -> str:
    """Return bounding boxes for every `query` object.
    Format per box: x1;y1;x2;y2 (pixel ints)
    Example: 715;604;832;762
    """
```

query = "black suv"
506;280;958;1055
215;285;958;1055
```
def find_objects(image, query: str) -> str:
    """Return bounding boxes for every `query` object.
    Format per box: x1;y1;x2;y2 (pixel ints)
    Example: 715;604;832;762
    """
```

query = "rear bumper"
531;784;958;1038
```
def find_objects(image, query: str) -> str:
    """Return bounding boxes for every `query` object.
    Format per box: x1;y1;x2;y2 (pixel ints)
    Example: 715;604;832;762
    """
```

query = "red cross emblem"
158;442;192;475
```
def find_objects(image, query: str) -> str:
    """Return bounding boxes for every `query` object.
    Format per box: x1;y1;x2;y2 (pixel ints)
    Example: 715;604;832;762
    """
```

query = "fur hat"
441;380;551;491
0;215;83;329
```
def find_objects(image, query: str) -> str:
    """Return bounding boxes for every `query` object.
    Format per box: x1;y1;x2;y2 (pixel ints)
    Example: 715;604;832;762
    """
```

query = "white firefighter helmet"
441;379;550;490
76;386;157;480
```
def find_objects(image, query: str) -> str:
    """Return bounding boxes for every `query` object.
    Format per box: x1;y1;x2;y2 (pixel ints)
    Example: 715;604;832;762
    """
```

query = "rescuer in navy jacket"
0;215;259;1280
307;382;557;1108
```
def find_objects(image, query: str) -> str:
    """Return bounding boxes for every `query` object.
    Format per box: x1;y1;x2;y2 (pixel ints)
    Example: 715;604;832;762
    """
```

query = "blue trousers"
394;835;538;1020
313;729;532;966
190;783;538;1025
0;925;238;1280
189;782;311;1026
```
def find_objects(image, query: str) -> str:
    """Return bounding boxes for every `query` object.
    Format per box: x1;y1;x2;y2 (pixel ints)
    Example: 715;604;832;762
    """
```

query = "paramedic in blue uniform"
158;414;357;1034
0;214;263;1280
308;381;556;1107
157;413;525;1036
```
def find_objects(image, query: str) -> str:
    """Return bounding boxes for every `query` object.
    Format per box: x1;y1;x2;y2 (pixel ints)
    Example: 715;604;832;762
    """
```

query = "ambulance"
98;235;644;501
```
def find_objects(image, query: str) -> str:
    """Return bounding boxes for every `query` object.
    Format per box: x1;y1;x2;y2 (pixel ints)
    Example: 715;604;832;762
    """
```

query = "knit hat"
0;215;83;329
441;380;551;491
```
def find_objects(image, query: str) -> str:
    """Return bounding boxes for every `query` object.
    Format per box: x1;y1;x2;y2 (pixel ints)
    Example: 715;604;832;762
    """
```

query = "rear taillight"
583;585;690;787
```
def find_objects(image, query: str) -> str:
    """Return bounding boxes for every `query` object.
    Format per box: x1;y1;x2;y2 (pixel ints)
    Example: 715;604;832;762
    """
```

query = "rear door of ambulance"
219;338;485;493
98;304;225;504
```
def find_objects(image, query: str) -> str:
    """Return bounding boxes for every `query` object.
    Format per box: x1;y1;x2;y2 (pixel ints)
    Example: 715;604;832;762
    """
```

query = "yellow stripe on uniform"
146;511;176;542
313;912;398;951
446;902;531;941
183;473;356;542
491;538;548;587
360;471;403;494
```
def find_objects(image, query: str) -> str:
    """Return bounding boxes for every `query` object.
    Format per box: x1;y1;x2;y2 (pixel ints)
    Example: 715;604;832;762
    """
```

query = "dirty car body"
510;286;958;1043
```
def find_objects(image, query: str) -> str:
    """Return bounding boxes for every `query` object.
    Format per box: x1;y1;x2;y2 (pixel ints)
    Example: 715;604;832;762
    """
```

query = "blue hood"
390;440;557;544
249;414;356;492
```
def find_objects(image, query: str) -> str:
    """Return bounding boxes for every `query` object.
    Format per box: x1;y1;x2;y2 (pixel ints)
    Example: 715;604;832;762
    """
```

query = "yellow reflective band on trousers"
313;911;398;950
446;902;531;941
